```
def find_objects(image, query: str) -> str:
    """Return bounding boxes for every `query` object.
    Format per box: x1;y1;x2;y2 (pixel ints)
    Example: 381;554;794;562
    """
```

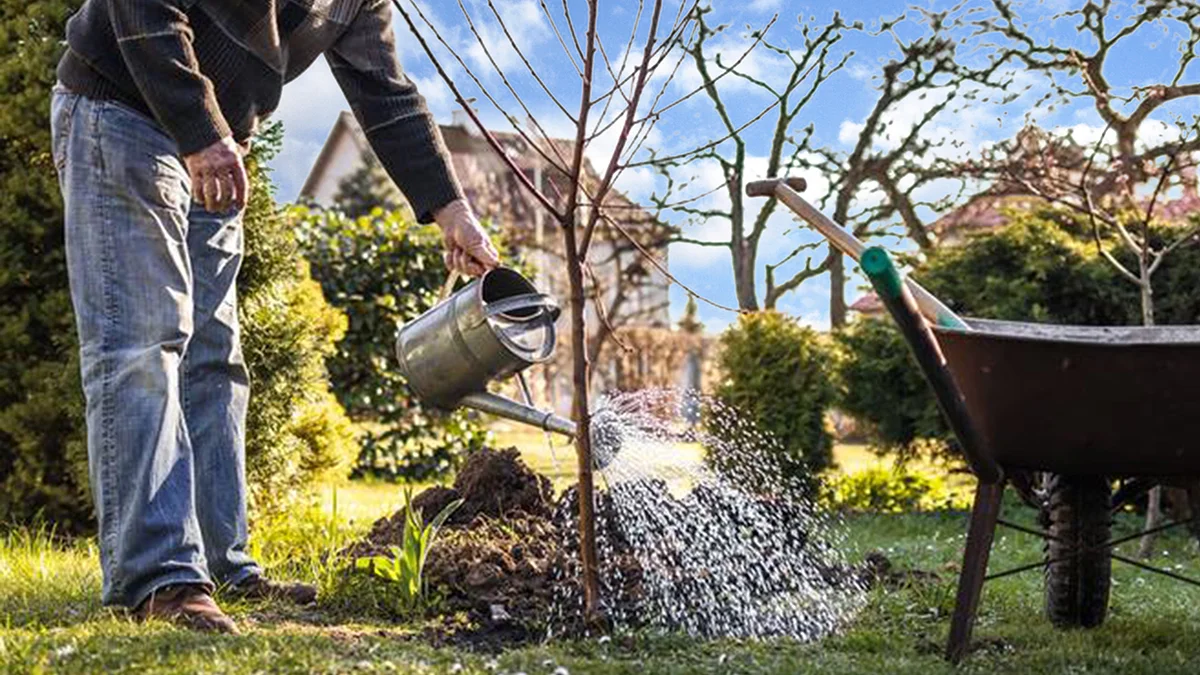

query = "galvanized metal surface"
395;267;576;438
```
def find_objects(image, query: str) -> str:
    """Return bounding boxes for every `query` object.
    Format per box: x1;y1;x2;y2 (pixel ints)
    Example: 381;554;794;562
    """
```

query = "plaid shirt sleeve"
326;0;463;223
108;0;232;155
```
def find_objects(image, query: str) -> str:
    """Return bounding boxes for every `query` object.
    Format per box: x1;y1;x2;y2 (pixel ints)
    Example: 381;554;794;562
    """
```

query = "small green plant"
354;489;462;614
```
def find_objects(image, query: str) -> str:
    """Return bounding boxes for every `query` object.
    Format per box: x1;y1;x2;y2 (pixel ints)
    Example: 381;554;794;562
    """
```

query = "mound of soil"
347;448;576;640
451;447;554;523
351;448;555;558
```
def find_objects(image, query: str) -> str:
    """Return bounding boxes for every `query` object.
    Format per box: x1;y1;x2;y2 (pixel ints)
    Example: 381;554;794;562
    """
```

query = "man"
49;0;500;634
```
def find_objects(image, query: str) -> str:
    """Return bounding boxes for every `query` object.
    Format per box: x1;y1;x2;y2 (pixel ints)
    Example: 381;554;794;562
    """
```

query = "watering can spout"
459;391;578;439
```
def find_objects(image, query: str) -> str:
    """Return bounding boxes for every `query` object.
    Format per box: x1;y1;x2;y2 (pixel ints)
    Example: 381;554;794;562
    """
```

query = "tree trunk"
732;240;759;311
1139;486;1164;559
829;250;847;328
561;223;601;619
1137;274;1162;558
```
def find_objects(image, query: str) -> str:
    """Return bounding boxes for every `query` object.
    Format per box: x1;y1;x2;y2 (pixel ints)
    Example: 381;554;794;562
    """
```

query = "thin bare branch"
392;0;563;220
485;0;577;122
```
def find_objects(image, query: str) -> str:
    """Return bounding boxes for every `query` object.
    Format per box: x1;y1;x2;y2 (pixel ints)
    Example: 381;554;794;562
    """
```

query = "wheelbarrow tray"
937;318;1200;477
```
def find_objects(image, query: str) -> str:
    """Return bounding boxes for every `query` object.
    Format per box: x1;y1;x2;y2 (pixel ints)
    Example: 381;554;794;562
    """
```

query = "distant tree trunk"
732;239;759;311
829;251;847;328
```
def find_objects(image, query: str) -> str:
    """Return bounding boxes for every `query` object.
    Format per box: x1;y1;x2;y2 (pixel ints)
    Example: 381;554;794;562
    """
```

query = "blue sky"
269;0;1197;332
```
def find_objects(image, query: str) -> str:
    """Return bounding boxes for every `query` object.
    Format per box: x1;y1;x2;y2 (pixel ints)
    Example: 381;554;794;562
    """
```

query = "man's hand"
183;137;248;213
434;199;501;277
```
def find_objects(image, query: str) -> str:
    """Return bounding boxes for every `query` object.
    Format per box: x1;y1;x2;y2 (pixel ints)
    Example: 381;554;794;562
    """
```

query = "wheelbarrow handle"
746;177;967;329
862;247;1001;485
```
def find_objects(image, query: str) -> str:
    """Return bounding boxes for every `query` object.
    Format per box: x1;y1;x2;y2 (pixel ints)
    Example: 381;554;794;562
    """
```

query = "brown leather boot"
227;575;317;605
134;584;238;634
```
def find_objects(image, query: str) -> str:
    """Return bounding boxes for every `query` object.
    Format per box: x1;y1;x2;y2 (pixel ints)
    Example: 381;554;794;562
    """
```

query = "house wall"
306;129;364;206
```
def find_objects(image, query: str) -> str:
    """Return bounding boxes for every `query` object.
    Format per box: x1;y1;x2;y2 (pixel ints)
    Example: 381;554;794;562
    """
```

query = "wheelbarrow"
747;177;1200;663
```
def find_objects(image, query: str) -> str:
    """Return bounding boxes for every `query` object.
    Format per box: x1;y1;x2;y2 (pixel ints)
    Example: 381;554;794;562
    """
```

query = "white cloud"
748;0;783;12
461;0;551;75
274;59;346;139
838;120;864;146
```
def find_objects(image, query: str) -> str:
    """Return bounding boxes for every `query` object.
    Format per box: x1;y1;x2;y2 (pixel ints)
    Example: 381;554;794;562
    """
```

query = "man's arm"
326;0;463;224
107;0;229;155
107;0;244;211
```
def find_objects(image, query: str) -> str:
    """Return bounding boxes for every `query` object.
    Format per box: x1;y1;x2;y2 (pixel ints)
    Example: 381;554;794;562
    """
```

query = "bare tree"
801;7;1016;326
392;0;765;617
649;6;1015;322
645;8;849;311
978;0;1200;558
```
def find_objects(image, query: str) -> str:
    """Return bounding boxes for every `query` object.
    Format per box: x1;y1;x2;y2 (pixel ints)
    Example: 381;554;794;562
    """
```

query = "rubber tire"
1043;474;1112;629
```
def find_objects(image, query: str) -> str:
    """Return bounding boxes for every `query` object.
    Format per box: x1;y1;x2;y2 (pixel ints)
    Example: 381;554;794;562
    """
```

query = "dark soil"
860;551;941;589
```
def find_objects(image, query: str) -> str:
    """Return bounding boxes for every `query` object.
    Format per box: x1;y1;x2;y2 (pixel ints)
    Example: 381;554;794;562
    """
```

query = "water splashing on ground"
552;388;866;640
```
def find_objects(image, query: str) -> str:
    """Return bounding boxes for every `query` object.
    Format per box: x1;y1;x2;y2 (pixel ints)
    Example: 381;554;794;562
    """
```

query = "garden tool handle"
862;247;1000;484
746;176;968;329
484;293;561;322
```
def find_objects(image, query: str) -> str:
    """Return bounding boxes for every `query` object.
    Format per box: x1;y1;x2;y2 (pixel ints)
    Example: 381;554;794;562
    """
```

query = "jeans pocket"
50;89;81;173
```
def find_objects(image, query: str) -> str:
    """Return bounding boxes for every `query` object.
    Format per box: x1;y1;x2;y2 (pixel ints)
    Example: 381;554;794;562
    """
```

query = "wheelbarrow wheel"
1043;474;1111;629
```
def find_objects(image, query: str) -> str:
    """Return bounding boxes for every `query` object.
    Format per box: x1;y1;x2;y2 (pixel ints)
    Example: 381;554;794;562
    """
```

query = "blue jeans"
50;86;261;608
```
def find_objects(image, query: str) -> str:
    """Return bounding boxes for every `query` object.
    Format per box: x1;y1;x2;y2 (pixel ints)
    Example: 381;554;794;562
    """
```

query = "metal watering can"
396;267;579;439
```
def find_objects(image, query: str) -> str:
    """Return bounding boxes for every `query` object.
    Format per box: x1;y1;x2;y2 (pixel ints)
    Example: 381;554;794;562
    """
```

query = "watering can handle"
440;271;462;302
484;293;561;322
485;293;560;361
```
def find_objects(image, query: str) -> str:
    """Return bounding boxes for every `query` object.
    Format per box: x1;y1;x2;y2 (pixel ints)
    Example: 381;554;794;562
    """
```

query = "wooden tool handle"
745;177;807;197
745;176;967;329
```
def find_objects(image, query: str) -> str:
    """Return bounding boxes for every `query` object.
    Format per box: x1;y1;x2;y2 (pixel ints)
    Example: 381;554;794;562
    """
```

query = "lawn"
5;447;1200;674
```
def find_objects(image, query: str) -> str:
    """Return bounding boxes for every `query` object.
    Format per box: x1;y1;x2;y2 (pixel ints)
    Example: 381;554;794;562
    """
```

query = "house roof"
848;293;884;315
299;111;662;232
299;111;367;200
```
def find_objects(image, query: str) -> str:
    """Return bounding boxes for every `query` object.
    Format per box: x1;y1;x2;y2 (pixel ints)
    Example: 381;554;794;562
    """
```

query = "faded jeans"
50;86;261;608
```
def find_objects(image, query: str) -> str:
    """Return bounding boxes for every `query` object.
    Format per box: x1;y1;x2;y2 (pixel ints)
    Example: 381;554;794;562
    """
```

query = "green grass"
5;478;1200;674
6;442;1200;674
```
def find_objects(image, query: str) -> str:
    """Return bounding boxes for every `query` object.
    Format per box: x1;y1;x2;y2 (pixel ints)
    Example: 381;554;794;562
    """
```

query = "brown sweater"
57;0;462;222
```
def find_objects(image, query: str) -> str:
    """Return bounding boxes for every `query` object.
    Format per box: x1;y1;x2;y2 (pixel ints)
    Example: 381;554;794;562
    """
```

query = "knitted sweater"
57;0;462;222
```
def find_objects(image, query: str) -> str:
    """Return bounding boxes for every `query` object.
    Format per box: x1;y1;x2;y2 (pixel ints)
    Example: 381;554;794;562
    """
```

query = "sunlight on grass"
6;482;1200;672
0;526;104;627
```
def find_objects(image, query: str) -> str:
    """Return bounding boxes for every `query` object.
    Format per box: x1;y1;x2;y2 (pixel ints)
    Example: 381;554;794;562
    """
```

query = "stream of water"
551;388;865;640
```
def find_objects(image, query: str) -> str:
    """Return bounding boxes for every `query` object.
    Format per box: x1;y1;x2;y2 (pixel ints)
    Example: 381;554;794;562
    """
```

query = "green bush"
709;311;835;490
919;210;1134;325
238;130;358;513
295;207;490;481
0;0;92;529
0;30;356;526
820;466;966;513
833;318;946;456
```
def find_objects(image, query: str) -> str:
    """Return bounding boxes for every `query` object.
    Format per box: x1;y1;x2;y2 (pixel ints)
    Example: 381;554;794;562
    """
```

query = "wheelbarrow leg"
946;480;1004;664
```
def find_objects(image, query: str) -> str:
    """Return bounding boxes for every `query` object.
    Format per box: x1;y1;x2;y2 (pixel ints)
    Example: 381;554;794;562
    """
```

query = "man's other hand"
434;199;501;277
183;137;248;213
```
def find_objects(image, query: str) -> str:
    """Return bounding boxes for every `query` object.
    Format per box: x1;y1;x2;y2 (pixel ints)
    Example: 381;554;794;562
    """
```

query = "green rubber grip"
861;247;903;300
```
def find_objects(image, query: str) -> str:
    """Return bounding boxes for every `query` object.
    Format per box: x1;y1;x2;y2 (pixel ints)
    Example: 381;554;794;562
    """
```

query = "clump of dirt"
450;447;554;523
345;448;577;647
350;448;555;556
859;550;941;589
